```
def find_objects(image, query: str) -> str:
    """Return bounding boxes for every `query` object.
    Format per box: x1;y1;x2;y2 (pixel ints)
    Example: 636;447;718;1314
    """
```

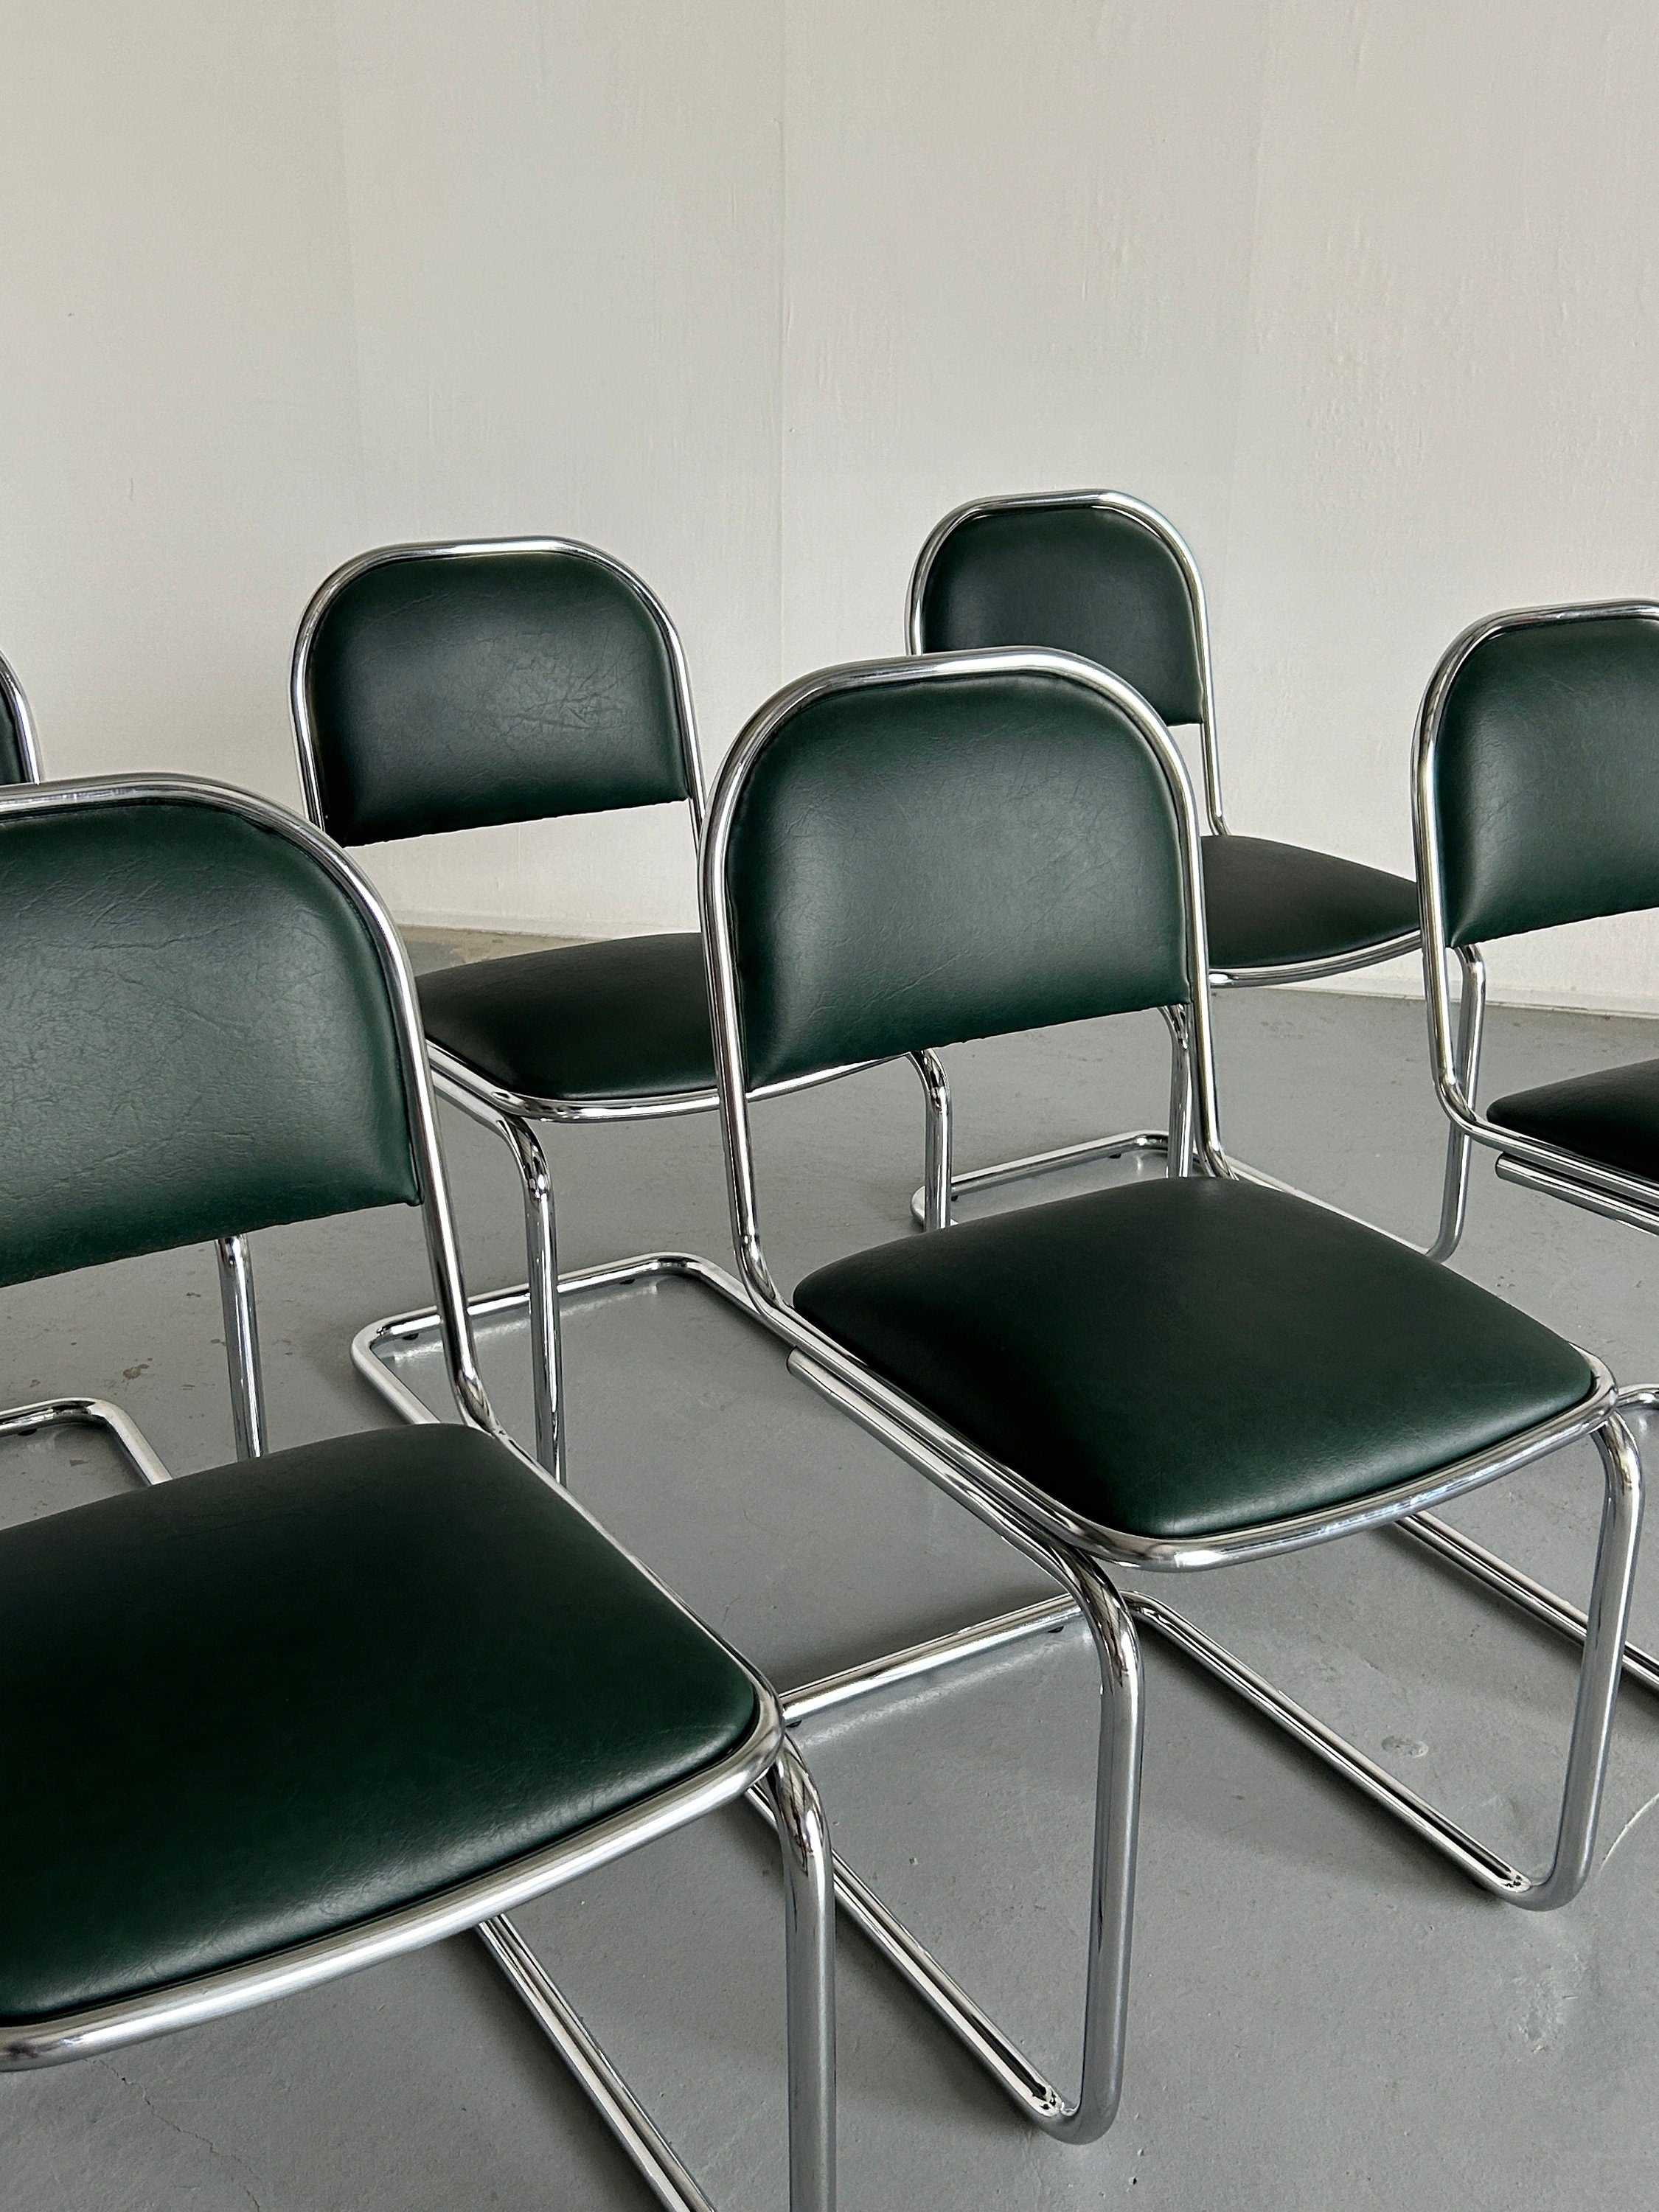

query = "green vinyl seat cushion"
417;931;715;1104
1489;1059;1659;1181
793;1178;1593;1543
1202;835;1419;974
0;1425;757;2023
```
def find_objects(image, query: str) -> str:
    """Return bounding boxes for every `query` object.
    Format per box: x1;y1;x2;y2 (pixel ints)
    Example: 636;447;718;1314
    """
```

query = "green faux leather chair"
699;644;1642;2143
0;666;173;1495
1406;597;1659;1711
292;537;950;1479
905;490;1484;1253
0;776;834;2212
0;647;42;784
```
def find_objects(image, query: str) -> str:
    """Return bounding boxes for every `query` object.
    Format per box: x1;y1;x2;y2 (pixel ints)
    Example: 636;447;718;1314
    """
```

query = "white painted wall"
1;0;364;788
6;0;1659;1004
331;0;782;936
1220;0;1659;1011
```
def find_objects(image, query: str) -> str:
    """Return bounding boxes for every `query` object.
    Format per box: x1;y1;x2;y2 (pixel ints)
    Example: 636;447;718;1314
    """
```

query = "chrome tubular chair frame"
293;536;951;1481
1405;597;1659;1705
902;490;1480;1259
699;648;1643;2143
0;774;835;2212
0;647;44;784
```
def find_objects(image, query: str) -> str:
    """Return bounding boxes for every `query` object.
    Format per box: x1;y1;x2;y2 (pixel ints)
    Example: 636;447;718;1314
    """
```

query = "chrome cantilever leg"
768;1357;1144;2143
911;1049;954;1234
765;1583;1142;2142
479;1735;835;2212
1165;1004;1195;1178
502;1112;566;1482
215;1234;268;1460
1214;954;1659;1714
1125;1413;1642;1910
1391;943;1659;1701
1425;945;1487;1265
1386;1380;1659;1700
1394;1506;1659;1688
435;1096;566;1481
774;1360;1637;2139
354;1052;957;1464
762;1739;838;2212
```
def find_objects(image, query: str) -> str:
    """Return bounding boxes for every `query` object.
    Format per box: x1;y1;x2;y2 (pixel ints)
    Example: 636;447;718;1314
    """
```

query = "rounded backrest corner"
298;541;692;844
0;787;422;1287
914;498;1205;729
719;658;1192;1088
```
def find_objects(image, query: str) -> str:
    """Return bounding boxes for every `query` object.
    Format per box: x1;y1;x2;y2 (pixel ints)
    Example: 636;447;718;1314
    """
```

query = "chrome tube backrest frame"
290;535;708;843
1414;599;1659;1216
0;647;44;783
906;490;1226;835
700;648;1228;1309
0;773;505;1450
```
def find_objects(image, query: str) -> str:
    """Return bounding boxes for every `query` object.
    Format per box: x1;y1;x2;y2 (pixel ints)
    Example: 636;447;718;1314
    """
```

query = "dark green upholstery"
0;1425;757;2021
794;1178;1593;1542
1203;835;1418;972
916;503;1205;728
1490;1060;1659;1180
302;549;689;846
1431;615;1659;947
915;503;1418;973
726;668;1189;1089
0;685;26;785
0;800;418;1288
420;932;714;1103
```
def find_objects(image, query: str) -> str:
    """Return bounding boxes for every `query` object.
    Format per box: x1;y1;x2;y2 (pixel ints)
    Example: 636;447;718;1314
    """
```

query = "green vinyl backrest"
298;544;690;845
914;502;1206;729
0;702;24;786
1430;613;1659;947
0;793;420;1288
720;664;1192;1089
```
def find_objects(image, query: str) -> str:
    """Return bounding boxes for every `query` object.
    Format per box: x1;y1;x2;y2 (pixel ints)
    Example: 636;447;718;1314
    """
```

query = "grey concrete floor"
7;952;1659;2211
